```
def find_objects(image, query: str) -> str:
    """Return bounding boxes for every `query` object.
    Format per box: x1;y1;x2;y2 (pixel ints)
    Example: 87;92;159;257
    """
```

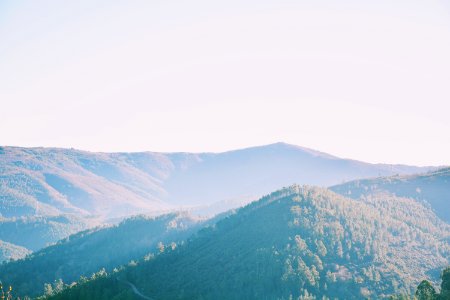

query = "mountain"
0;214;96;263
330;167;450;223
0;215;96;252
0;143;434;220
45;186;450;300
162;143;435;208
0;240;31;263
0;212;205;298
0;143;437;255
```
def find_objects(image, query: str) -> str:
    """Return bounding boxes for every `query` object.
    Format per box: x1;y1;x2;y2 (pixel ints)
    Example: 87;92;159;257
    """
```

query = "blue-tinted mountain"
0;240;31;263
0;214;96;251
0;143;438;254
330;167;450;223
0;143;434;220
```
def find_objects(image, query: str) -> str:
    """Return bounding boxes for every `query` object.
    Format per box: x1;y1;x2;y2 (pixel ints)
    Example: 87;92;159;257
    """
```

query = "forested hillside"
331;167;450;223
45;186;450;299
0;144;435;260
0;212;203;298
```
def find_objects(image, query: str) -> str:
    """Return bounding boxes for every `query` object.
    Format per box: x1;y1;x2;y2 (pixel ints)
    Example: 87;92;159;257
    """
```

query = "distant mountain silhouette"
0;143;435;220
0;143;439;258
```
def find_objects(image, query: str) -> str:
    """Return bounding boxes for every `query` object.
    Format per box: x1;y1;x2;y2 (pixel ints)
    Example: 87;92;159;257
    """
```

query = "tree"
44;283;53;296
415;280;436;300
53;279;64;294
157;242;165;253
298;289;316;299
414;267;450;300
440;267;450;300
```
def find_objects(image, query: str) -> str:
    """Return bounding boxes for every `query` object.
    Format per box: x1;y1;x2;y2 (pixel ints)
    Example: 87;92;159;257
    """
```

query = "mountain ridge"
2;142;442;167
43;185;450;300
330;167;450;223
0;143;439;257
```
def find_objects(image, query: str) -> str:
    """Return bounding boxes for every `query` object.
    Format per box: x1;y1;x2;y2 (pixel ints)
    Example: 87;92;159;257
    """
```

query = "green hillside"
46;186;450;299
0;212;202;298
0;145;435;253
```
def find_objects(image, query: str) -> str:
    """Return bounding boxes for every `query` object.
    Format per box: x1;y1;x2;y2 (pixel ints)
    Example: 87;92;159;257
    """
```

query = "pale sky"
1;0;449;166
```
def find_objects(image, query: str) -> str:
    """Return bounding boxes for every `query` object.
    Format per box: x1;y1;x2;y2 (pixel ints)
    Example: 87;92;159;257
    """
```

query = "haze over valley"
0;144;449;299
0;143;439;259
1;0;449;298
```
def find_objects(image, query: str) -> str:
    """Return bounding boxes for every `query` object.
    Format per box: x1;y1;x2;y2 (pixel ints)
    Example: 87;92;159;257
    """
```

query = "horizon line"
1;142;446;168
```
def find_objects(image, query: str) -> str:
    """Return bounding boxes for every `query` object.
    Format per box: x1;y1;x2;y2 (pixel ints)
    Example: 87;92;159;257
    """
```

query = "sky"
0;0;449;166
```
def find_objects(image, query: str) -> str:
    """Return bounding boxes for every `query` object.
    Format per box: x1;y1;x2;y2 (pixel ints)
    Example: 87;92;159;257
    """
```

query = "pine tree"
440;267;450;300
415;280;436;300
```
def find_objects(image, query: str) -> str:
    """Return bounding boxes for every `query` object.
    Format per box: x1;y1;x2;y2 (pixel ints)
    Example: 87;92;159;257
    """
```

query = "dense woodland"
35;266;450;300
35;186;448;299
0;213;203;298
0;165;448;299
0;145;436;263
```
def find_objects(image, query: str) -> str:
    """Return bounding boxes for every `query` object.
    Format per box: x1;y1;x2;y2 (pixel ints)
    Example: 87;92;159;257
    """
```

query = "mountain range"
0;143;448;298
0;143;437;262
0;143;434;220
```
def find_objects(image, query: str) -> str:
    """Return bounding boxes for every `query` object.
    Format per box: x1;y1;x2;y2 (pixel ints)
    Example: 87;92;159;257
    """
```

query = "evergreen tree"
440;267;450;300
415;280;436;300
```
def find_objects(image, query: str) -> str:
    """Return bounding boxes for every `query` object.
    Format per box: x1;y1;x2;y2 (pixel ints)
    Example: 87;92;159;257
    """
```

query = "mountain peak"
258;142;339;159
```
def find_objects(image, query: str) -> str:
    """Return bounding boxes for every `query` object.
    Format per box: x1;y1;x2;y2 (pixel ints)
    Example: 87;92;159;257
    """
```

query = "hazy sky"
1;0;449;166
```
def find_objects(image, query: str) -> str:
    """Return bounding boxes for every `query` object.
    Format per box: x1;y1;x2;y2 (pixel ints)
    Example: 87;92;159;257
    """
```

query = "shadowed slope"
0;212;203;297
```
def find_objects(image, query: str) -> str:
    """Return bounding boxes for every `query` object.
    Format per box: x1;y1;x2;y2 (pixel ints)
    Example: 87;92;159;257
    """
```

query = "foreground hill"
47;186;450;300
0;212;203;297
331;167;450;223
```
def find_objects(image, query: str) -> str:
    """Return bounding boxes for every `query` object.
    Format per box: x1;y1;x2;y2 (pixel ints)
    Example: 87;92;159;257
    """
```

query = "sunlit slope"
0;240;31;263
49;186;450;299
331;167;450;223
